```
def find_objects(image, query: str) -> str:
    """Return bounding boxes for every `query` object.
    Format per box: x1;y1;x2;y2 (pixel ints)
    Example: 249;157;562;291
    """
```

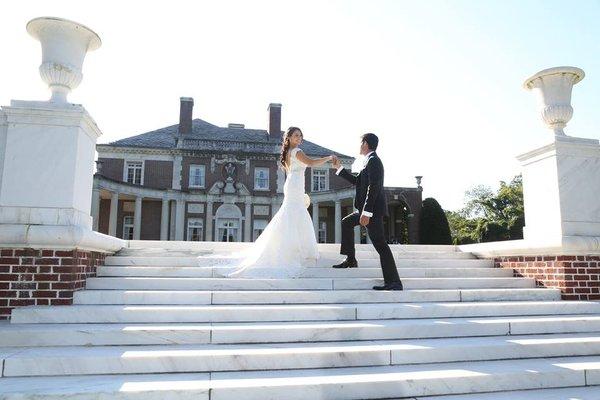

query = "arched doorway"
214;203;242;242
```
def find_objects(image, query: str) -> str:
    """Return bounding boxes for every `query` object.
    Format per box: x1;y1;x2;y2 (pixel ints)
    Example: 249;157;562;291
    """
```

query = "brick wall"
144;160;173;189
495;255;600;300
98;157;124;181
0;249;107;320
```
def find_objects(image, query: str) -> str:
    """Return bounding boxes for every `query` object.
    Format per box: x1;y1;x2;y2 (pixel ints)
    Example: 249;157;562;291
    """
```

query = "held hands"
359;215;370;226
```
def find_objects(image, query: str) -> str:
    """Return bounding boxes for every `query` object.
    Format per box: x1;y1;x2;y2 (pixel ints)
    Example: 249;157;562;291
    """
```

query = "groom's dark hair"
361;133;379;151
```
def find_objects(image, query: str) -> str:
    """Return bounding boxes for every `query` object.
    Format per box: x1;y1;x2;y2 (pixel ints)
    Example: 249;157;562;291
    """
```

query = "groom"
331;133;403;291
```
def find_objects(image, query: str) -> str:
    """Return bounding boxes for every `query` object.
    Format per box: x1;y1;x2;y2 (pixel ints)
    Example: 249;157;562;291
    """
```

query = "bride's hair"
280;126;303;170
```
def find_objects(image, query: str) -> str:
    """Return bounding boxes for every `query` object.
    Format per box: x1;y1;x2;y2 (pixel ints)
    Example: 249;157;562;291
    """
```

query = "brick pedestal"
495;255;600;300
0;249;107;319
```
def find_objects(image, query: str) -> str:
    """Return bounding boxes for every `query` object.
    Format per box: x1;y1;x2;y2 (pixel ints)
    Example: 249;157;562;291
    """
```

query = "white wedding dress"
200;147;319;278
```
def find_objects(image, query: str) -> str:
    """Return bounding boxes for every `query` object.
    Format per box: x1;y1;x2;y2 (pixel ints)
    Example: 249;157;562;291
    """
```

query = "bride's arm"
295;150;332;167
297;152;332;166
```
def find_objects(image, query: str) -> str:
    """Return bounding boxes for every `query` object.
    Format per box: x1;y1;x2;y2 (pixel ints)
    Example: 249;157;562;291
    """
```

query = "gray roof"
103;119;352;159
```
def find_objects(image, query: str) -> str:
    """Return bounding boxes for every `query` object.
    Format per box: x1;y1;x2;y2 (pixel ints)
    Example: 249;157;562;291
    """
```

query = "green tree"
420;198;452;244
444;210;480;245
446;175;524;244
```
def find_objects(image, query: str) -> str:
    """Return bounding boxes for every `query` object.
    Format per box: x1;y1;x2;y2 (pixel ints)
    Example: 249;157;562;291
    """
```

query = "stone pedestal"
518;135;600;241
0;101;100;229
0;101;125;252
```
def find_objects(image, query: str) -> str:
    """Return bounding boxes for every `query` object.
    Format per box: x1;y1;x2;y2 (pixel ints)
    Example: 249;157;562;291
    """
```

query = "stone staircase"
2;242;600;399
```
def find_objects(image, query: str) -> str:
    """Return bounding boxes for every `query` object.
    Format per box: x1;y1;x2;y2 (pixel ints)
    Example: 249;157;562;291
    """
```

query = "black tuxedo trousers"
340;212;400;284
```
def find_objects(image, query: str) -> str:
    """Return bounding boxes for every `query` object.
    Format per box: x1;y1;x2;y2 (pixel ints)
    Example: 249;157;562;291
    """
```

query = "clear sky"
2;0;599;210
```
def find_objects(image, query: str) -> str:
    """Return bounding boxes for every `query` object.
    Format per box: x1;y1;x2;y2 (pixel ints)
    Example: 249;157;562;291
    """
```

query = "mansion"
92;98;423;244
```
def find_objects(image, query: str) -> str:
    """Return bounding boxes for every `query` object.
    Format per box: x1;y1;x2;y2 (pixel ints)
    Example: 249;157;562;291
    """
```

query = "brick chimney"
178;97;194;136
268;103;282;140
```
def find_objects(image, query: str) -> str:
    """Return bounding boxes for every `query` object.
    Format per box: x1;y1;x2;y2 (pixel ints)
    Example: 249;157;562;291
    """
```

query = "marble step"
124;241;460;252
1;356;599;399
118;247;465;257
73;288;560;305
106;252;477;266
84;277;534;290
4;333;600;377
417;386;600;399
97;266;512;278
317;250;476;259
117;258;495;268
10;301;600;324
3;314;600;347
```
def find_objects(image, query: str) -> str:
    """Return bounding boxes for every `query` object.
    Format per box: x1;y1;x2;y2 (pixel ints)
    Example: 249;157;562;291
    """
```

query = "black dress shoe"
332;259;358;269
373;281;403;291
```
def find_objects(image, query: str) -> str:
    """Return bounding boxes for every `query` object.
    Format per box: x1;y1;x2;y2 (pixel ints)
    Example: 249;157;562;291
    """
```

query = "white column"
160;198;170;241
133;196;142;240
175;199;185;241
108;191;119;237
205;197;213;241
169;201;177;240
354;226;361;244
91;188;100;231
334;200;341;243
312;202;319;238
244;199;252;242
172;155;183;190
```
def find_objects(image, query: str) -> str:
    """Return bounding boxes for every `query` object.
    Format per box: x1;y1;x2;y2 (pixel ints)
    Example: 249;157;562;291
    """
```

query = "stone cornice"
96;145;281;161
97;143;354;161
3;101;103;140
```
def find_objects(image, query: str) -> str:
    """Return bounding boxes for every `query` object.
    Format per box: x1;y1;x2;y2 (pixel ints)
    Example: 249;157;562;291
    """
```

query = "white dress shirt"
336;152;375;218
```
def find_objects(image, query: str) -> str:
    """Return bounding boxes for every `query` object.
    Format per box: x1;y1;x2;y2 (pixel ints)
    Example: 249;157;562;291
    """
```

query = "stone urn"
26;17;101;103
523;66;585;136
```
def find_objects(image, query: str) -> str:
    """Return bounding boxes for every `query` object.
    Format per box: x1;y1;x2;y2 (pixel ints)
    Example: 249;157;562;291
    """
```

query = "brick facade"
97;157;124;181
495;255;600;301
144;160;173;189
0;249;107;320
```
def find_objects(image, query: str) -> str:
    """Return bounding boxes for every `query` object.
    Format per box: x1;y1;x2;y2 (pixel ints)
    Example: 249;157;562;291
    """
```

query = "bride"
201;126;334;278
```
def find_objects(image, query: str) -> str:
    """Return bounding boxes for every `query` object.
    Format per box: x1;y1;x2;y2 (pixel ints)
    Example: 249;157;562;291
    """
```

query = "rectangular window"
312;169;329;192
123;216;134;240
125;161;143;185
252;219;268;241
189;165;205;188
318;221;327;243
254;167;270;190
187;218;203;241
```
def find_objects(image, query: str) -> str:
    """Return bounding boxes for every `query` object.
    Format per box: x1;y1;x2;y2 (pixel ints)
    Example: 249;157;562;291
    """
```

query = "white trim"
252;219;268;241
98;151;175;161
186;218;204;241
318;220;327;243
254;167;270;191
188;164;206;189
122;215;134;240
311;167;329;192
123;160;144;185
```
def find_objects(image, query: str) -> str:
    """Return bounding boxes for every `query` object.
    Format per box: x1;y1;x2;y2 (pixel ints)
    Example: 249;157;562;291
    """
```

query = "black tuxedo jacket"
337;152;388;218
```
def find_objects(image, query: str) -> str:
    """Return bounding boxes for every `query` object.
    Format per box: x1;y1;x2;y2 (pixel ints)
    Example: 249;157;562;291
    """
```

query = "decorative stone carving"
207;181;250;196
523;66;585;136
208;182;225;195
235;183;251;196
26;17;101;104
211;154;250;174
223;162;237;181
